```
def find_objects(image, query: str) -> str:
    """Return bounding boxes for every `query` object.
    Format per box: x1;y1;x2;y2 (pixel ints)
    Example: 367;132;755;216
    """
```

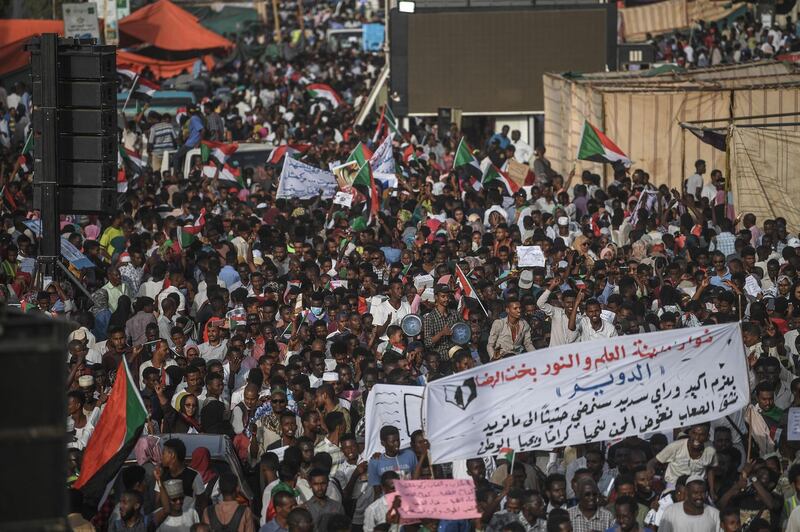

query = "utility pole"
297;0;305;36
272;0;282;43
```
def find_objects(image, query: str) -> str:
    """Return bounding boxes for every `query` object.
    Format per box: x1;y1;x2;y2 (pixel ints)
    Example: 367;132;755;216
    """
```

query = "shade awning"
119;0;233;52
0;19;64;76
116;50;216;79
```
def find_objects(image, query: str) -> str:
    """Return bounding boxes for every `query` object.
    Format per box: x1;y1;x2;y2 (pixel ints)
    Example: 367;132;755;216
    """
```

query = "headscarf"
134;435;162;466
178;393;202;433
572;234;595;268
265;482;301;522
201;400;234;437
90;289;109;316
108;295;133;329
777;275;791;298
190;447;218;485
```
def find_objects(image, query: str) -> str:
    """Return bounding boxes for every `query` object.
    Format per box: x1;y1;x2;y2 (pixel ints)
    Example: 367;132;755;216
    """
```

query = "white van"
160;142;275;177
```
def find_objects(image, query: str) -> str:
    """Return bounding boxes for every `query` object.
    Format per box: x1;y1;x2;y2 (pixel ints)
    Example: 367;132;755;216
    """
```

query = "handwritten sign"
276;157;337;199
370;135;398;189
413;274;434;291
333;191;354;207
424;323;749;463
394;479;482;520
363;384;423;459
789;408;800;441
744;275;762;298
506;159;529;188
517;246;545;268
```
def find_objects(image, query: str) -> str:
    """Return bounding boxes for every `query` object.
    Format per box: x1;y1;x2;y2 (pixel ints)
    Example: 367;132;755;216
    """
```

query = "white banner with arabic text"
424;323;748;463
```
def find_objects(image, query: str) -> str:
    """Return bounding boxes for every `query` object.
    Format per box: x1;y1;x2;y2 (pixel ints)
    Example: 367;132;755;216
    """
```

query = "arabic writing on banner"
370;135;398;189
276;156;337;199
61;237;94;269
22;220;95;270
424;323;749;464
393;479;482;520
363;384;423;459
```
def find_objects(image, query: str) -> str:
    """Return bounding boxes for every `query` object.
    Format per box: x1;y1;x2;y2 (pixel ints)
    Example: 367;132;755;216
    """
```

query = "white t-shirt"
370;299;411;339
656;439;718;484
576;316;618;343
199;340;228;362
701;183;717;202
658;502;719;532
139;359;177;390
686;173;704;197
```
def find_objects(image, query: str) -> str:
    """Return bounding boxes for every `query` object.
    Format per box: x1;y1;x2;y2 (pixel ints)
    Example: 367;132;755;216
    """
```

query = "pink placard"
393;479;482;520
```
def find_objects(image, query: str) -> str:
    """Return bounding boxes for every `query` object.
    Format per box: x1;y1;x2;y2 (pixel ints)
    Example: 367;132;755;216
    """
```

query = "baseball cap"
686;474;706;486
519;270;534;290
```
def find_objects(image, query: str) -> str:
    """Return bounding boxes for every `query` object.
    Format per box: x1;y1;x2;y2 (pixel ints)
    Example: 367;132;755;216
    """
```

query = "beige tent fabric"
620;0;745;43
542;74;570;175
732;88;800;128
542;74;605;178
730;127;800;232
620;0;688;43
602;90;729;191
543;62;800;187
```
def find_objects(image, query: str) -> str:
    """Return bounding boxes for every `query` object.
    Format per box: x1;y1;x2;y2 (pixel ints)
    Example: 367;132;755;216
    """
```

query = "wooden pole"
746;406;753;462
272;0;282;43
297;0;305;36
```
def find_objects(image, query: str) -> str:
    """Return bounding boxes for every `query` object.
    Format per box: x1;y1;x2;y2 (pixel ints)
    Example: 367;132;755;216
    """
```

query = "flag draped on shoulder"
577;120;631;166
306;83;344;108
200;140;238;164
482;164;518;195
454;138;481;178
73;357;147;504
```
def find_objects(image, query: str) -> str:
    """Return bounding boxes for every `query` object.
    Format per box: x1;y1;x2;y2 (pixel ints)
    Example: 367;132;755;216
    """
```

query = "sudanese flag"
73;357;147;505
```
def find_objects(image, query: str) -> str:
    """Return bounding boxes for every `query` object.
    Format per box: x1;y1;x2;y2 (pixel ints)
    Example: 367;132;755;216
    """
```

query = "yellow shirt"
99;226;124;258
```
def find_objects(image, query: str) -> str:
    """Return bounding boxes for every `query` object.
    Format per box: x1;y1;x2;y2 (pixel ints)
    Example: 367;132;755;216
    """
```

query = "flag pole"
122;75;139;113
457;264;489;317
372;104;386;143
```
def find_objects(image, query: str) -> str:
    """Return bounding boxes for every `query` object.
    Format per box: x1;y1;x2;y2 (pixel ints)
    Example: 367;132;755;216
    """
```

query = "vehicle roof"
116;90;196;102
186;142;273;153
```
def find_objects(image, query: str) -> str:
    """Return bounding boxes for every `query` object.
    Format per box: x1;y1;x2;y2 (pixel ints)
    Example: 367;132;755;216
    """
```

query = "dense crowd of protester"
644;12;800;67
3;1;800;532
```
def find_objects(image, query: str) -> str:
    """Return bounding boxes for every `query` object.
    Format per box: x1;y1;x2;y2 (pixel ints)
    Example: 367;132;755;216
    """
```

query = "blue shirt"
488;133;510;149
710;268;732;289
185;115;204;147
367;448;417;486
380;246;401;264
259;520;288;532
219;264;241;289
